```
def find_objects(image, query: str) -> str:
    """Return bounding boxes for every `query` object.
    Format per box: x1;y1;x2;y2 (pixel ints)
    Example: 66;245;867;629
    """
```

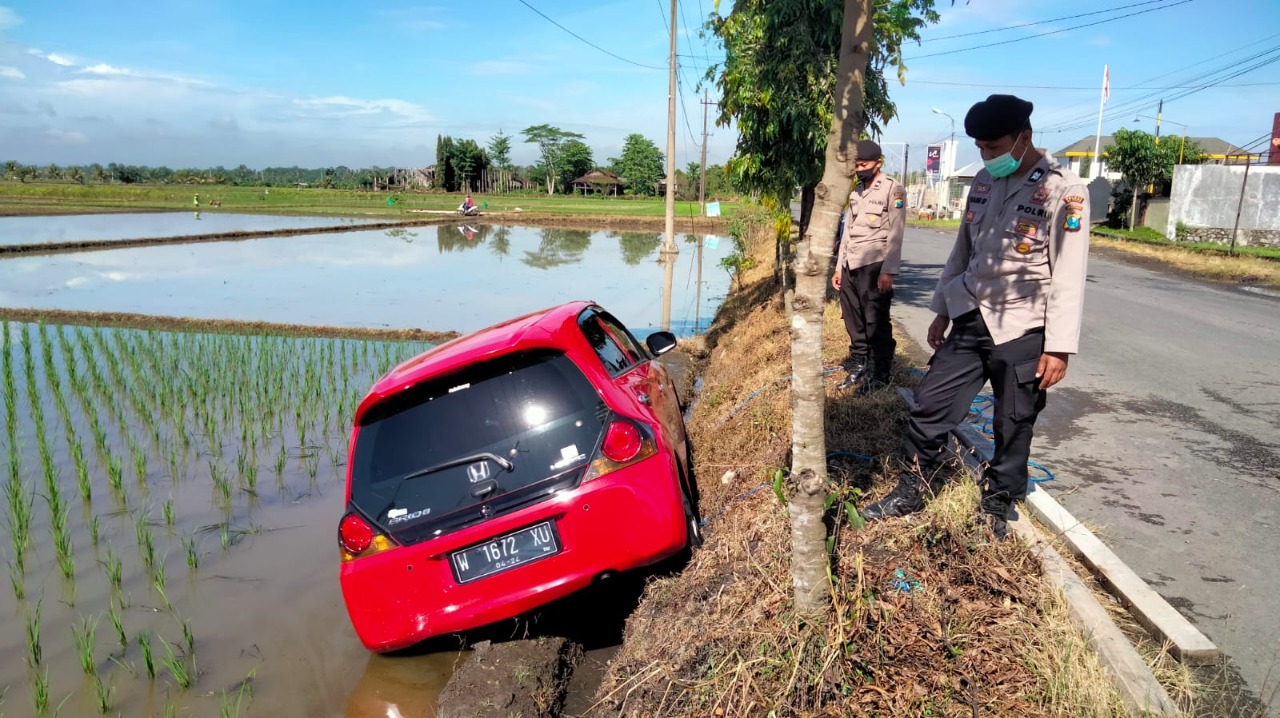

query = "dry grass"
587;227;1135;717
1091;235;1280;287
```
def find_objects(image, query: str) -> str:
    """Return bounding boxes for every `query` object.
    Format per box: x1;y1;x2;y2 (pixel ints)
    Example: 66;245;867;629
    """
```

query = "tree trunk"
1130;187;1139;229
788;0;873;620
798;184;817;238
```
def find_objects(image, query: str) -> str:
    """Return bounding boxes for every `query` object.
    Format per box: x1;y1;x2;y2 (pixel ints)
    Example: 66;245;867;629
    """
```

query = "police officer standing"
832;139;906;394
861;95;1090;539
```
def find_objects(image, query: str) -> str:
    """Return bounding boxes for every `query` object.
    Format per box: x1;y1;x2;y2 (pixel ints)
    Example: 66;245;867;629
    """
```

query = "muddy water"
0;223;729;337
0;212;382;247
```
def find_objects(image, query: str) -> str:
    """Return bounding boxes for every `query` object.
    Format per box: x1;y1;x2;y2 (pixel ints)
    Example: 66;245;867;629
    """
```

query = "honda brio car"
338;301;700;652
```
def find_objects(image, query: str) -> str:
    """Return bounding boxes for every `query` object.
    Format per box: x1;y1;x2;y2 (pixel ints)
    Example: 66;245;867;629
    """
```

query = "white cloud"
0;6;21;32
0;65;24;79
80;63;131;76
44;128;89;145
45;52;76;66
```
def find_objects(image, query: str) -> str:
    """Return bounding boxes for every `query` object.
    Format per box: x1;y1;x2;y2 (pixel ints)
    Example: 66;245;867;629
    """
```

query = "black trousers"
838;261;896;362
903;310;1046;507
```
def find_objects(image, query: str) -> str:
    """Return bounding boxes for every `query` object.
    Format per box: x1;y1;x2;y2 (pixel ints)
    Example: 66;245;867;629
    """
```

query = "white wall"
1167;164;1280;242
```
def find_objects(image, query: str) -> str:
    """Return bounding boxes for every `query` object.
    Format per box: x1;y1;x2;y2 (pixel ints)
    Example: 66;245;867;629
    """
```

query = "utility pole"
903;144;910;186
699;91;713;215
1229;153;1252;256
1155;98;1163;142
663;0;678;254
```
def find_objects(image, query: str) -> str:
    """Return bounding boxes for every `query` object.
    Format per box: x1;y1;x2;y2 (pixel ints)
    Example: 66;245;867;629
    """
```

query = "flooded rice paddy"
0;215;732;716
0;223;729;337
0;322;451;716
0;213;381;247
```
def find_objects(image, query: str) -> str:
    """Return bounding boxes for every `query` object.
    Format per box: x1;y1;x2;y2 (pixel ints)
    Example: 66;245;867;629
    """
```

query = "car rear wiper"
397;452;514;483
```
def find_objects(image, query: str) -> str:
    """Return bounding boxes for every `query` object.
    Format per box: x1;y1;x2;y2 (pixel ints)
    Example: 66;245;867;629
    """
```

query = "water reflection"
0;223;729;337
344;652;460;718
0;212;382;246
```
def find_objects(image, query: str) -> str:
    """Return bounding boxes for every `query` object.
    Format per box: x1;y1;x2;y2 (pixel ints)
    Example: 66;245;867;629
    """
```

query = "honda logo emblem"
466;461;491;484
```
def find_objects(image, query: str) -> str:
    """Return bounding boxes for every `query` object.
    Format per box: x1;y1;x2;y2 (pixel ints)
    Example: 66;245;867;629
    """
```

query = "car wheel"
682;484;703;549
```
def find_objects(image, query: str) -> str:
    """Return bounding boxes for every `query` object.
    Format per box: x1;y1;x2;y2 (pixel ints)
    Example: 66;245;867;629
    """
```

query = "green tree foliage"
524;227;592;268
707;0;939;228
558;140;595;194
487;131;513;170
610;134;665;196
1106;129;1164;228
521;124;585;195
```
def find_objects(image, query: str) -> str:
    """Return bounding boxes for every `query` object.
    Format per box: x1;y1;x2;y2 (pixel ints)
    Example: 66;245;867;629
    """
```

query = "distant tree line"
3;126;737;199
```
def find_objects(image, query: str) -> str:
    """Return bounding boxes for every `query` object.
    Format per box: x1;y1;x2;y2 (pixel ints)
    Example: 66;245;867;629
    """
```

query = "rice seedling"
106;454;124;496
133;448;148;483
89;513;100;546
182;619;195;659
108;598;127;648
102;549;123;595
160;639;193;689
92;673;112;714
9;560;25;600
30;666;49;716
219;669;256;718
183;534;199;569
163;497;175;530
24;600;43;669
138;630;156;679
73;615;99;675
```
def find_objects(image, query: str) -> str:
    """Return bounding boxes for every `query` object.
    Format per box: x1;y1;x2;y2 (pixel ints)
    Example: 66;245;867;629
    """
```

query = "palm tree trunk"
788;0;873;620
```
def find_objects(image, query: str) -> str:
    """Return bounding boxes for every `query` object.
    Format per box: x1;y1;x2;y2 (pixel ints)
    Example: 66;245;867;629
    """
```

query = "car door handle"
637;393;651;405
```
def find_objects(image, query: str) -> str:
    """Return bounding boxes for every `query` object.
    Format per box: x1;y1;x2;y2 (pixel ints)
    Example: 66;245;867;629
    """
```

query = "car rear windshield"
349;350;608;542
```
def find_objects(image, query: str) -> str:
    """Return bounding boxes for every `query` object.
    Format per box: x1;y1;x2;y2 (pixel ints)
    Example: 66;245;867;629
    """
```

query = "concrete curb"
1022;489;1219;666
897;388;1185;717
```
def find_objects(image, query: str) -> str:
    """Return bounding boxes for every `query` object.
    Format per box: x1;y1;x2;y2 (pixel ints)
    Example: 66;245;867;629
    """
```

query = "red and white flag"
1102;64;1110;105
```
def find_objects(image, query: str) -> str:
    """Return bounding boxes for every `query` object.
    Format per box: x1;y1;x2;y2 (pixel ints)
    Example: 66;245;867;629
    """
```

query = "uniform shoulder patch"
1064;211;1083;232
892;188;905;209
1028;168;1045;183
1063;194;1085;204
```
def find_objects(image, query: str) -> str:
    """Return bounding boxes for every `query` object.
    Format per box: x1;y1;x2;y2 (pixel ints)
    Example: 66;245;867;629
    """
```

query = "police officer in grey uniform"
832;139;906;393
861;95;1090;538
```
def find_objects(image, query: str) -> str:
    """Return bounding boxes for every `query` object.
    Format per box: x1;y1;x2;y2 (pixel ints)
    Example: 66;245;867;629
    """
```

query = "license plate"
450;521;561;584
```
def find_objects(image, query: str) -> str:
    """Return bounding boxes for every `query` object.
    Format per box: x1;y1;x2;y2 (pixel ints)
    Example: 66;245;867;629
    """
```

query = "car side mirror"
645;331;677;357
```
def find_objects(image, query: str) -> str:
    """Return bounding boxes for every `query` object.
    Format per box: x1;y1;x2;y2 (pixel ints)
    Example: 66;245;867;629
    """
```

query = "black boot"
854;354;892;395
837;352;869;390
980;493;1013;541
860;473;925;521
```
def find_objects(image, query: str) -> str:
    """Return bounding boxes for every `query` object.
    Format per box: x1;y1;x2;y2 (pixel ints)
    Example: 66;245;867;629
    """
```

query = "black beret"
855;139;883;161
964;94;1034;140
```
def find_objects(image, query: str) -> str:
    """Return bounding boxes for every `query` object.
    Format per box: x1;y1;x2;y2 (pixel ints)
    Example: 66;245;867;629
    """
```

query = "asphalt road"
891;226;1280;712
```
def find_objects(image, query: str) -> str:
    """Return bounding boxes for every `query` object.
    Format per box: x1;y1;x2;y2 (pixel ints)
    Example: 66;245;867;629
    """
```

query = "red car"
338;301;700;652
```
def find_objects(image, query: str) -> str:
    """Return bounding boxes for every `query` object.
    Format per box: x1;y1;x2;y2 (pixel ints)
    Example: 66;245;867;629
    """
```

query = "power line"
921;0;1173;43
516;0;665;70
904;0;1195;61
908;79;1280;90
1039;45;1280;135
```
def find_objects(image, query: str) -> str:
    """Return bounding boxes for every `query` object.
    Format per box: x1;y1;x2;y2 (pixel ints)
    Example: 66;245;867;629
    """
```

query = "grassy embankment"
583;223;1228;717
1090;226;1280;287
0;181;740;221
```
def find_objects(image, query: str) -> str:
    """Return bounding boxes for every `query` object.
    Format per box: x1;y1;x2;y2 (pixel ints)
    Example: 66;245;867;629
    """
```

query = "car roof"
356;300;596;419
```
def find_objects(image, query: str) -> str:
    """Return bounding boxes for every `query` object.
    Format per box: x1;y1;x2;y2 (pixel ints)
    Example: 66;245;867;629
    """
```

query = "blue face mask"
984;139;1028;179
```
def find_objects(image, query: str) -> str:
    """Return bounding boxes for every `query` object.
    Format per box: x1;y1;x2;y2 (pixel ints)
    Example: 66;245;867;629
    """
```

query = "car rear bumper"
340;458;687;652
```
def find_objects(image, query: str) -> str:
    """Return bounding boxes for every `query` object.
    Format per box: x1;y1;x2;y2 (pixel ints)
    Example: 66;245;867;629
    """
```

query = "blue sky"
1;0;1277;173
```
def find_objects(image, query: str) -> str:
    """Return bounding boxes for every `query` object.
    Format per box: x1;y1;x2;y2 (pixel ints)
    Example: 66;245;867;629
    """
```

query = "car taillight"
339;513;395;562
583;419;657;482
601;420;642;462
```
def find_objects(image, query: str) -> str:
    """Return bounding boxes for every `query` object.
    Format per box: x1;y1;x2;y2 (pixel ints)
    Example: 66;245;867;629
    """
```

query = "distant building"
1055;135;1262;182
572;169;625;196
